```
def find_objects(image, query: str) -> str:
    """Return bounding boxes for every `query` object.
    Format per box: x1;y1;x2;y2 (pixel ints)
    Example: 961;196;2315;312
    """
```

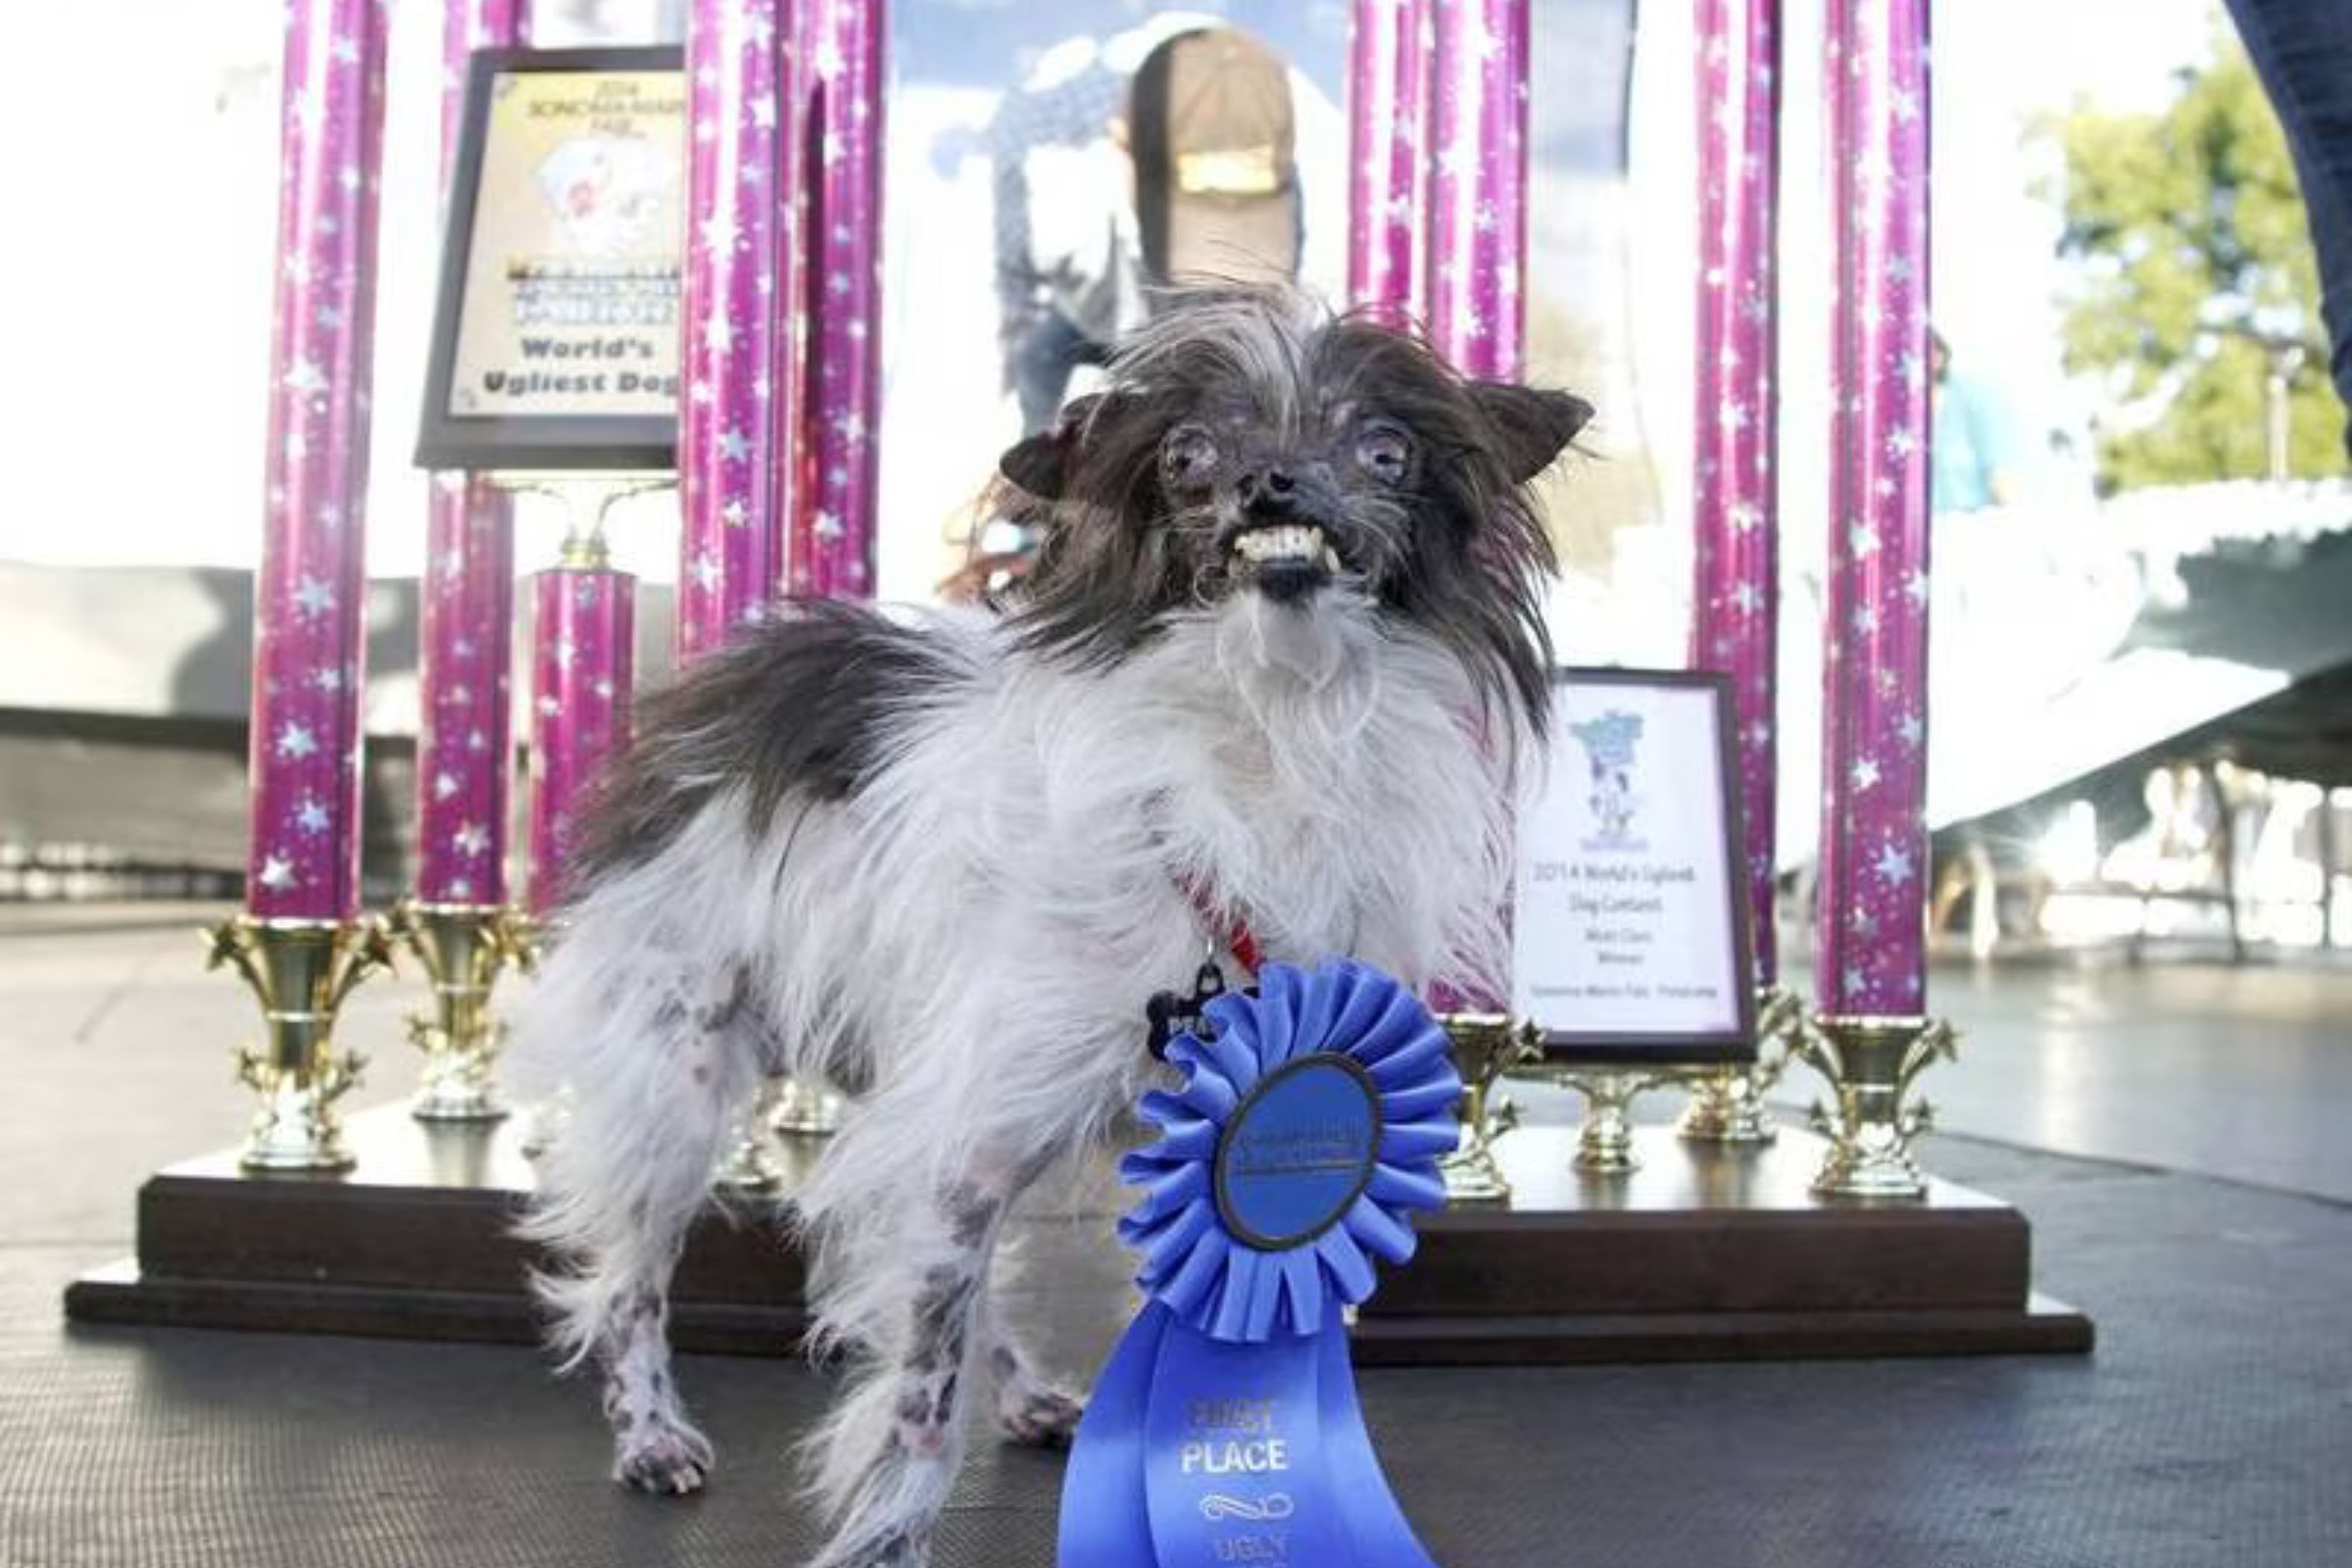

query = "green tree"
2047;24;2347;490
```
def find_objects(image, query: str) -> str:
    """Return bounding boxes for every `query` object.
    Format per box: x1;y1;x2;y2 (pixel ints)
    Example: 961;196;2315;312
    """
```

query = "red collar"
1180;876;1262;977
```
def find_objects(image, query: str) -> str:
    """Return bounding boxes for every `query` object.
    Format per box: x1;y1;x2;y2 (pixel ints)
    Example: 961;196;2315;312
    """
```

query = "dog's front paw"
997;1384;1086;1447
612;1420;712;1496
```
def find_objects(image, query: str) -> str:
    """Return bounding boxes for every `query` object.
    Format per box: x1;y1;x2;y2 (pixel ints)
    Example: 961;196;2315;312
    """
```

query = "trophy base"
1351;1124;2093;1365
66;1104;812;1356
68;1115;2090;1367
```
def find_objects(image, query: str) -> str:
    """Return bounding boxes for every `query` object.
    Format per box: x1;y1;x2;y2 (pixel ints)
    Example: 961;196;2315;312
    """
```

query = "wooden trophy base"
1353;1125;2092;1363
66;1105;811;1356
68;1110;2091;1364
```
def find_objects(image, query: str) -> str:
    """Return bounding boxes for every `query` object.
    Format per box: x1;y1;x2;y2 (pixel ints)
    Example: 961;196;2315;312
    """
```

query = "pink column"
246;0;389;921
1690;0;1783;984
1346;0;1429;323
678;0;797;661
527;560;635;914
791;0;885;599
416;0;530;907
1816;0;1933;1013
1425;0;1528;379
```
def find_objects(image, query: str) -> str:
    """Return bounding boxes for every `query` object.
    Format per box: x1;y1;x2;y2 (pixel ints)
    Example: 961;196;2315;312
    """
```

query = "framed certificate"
1510;667;1758;1062
417;47;686;471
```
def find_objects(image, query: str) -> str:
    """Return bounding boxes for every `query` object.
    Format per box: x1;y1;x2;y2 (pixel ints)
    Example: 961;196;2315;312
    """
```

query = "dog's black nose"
1240;466;1299;515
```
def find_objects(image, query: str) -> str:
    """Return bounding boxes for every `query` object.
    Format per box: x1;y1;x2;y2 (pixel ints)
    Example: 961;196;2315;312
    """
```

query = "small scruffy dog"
515;286;1590;1568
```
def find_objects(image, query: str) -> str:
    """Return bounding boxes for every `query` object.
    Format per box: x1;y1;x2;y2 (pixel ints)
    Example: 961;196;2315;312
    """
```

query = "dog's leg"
600;1281;711;1494
528;973;752;1497
984;1321;1086;1448
807;1175;1019;1568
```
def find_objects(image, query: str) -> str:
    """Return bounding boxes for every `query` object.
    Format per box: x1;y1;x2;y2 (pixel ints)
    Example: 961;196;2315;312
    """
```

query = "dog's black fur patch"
573;601;974;883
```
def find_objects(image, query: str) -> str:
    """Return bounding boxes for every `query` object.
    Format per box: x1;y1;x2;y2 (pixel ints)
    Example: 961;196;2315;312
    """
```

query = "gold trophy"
1790;1012;1957;1198
713;1078;789;1194
1552;1065;1670;1174
1436;1013;1541;1201
208;915;393;1172
1676;983;1802;1144
387;900;528;1122
769;1075;845;1136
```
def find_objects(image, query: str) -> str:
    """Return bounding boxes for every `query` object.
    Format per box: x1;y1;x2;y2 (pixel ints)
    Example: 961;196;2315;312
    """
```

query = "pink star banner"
791;0;884;599
1816;0;1933;1014
1690;0;1784;984
1425;0;1527;380
245;0;389;921
526;565;634;915
415;0;530;907
1346;0;1428;324
678;0;801;662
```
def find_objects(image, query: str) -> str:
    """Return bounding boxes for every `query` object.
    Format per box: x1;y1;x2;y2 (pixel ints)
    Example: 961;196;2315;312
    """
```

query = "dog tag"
1145;962;1228;1060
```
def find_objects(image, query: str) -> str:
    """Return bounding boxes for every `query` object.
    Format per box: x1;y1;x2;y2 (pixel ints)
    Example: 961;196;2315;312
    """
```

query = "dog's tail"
509;857;764;1372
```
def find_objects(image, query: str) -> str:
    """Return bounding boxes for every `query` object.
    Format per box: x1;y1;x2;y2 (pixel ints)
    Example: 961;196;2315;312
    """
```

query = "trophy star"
466;728;489;752
433;771;460;802
276;722;318;760
257;855;297;892
295;798;330;835
719;426;751;464
291;575;335;617
1875;843;1915;888
453;822;490;858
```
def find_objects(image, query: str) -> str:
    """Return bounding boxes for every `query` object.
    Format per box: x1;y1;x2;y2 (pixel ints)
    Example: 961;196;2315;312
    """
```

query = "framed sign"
1510;667;1758;1063
417;48;685;471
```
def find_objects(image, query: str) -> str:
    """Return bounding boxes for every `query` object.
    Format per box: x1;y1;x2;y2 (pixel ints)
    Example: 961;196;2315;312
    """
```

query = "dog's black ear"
1470;384;1593;483
998;395;1103;500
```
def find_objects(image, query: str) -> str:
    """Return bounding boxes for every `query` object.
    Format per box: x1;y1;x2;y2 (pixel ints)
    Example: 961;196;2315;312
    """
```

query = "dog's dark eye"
1162;425;1220;488
1354;424;1412;484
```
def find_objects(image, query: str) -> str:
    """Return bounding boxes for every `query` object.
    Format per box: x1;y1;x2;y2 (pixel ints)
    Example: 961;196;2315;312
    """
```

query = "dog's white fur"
514;596;1515;1546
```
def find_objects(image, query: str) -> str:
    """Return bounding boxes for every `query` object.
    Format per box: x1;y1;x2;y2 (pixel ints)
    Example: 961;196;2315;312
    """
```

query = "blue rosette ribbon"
1058;959;1459;1568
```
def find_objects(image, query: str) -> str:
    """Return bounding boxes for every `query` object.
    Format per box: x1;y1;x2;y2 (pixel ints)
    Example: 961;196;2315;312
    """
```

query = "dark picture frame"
1512;666;1759;1065
416;46;685;472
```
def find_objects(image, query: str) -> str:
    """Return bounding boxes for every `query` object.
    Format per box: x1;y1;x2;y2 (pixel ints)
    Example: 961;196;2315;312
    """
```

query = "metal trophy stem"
387;900;525;1122
1436;1013;1540;1201
1790;1012;1957;1199
713;1078;788;1194
1554;1067;1670;1175
1677;984;1802;1145
769;1075;844;1136
206;915;392;1172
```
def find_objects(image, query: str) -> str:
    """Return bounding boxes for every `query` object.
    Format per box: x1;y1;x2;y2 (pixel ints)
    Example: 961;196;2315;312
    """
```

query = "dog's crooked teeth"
1319;543;1342;573
1232;525;1326;564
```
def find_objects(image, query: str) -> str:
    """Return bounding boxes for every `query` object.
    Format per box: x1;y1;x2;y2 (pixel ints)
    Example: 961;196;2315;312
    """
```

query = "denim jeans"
2225;0;2352;455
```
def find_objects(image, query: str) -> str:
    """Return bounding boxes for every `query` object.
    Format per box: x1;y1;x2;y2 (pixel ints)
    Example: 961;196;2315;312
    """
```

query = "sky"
2;0;2230;588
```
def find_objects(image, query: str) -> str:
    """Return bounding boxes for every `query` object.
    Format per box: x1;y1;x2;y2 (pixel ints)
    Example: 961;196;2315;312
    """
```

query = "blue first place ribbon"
1059;959;1462;1568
